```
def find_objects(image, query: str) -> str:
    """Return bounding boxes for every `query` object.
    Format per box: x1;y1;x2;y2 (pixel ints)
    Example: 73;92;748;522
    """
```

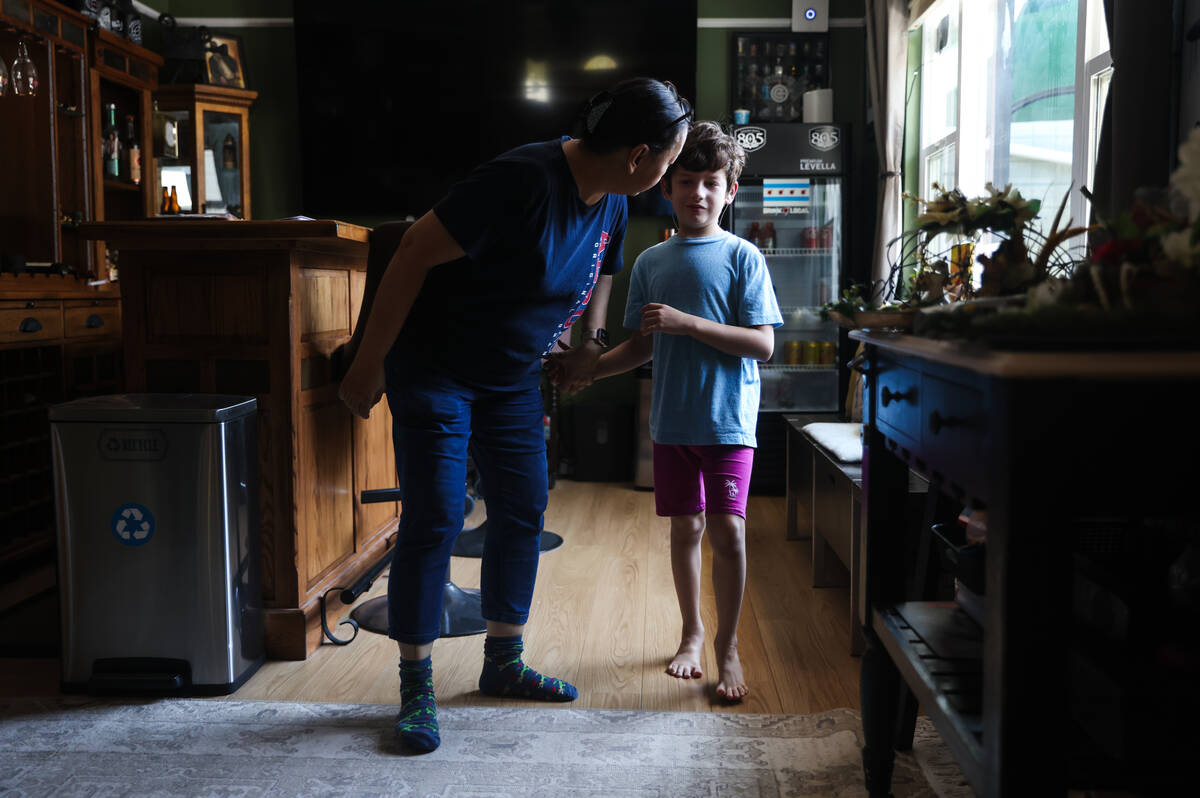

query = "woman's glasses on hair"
662;80;694;132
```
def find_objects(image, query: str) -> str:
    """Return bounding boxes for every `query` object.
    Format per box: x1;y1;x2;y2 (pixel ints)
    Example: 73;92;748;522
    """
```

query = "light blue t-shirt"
625;230;782;447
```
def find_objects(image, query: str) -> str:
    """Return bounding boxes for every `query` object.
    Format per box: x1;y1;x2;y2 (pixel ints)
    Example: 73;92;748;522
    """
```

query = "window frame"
907;0;1112;254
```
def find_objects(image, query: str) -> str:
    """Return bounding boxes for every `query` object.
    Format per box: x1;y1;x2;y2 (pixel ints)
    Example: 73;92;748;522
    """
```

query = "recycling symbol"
111;503;155;547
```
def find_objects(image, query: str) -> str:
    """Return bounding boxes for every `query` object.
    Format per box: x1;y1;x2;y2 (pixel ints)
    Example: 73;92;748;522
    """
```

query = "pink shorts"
652;444;755;518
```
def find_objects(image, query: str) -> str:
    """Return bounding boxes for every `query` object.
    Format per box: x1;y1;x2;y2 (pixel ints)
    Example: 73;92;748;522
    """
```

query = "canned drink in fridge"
818;341;836;365
802;341;820;364
784;340;802;365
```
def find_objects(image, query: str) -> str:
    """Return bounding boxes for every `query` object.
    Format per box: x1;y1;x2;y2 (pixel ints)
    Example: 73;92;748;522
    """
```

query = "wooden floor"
3;480;862;714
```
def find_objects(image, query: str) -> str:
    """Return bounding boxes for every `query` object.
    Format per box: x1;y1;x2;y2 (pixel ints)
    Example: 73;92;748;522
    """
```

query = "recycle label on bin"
112;503;155;546
99;428;168;461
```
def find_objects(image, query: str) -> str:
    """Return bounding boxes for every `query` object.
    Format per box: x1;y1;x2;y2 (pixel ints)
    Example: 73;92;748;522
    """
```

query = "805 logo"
809;126;840;152
734;126;766;152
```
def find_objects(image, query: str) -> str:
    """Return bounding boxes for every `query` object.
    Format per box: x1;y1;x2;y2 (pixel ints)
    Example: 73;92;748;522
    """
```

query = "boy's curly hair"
664;121;746;191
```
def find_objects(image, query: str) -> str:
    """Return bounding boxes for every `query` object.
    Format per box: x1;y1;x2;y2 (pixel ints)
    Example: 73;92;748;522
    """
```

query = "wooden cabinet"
854;332;1199;796
0;274;121;632
87;26;162;277
151;84;257;218
0;0;129;638
80;219;399;660
0;0;95;278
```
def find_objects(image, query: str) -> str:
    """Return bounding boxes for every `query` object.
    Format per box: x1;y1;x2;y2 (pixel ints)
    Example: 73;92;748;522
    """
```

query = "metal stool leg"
351;488;488;637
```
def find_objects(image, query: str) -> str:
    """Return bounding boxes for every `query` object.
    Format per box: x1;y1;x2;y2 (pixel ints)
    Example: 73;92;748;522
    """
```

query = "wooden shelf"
0;273;117;300
103;179;142;193
874;603;985;787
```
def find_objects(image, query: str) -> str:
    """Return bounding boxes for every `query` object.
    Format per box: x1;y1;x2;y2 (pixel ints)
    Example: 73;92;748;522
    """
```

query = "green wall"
141;1;301;220
135;0;871;408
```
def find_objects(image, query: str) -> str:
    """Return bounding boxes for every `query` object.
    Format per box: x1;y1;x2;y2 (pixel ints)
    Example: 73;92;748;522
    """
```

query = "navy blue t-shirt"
392;138;627;388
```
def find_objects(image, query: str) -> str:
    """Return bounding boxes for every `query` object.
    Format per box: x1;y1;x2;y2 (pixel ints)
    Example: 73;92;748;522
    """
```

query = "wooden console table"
80;220;398;659
853;331;1197;796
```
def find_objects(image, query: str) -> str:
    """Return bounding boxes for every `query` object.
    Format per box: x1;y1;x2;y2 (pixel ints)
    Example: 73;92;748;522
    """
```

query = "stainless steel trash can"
50;394;264;695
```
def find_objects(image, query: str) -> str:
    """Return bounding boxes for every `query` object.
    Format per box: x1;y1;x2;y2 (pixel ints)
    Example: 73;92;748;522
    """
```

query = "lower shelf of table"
874;602;985;790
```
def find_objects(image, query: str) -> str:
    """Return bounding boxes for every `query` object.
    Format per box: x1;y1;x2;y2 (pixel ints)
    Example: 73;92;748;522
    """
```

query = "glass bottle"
169;185;181;214
161;187;170;214
11;40;38;97
102;103;120;178
122;114;137;181
762;222;777;251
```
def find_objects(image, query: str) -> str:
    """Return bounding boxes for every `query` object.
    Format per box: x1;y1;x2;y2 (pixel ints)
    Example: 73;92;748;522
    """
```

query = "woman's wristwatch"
582;328;609;348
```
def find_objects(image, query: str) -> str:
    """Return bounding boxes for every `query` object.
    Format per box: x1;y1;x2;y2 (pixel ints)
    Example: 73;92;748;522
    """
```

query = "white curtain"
864;0;910;287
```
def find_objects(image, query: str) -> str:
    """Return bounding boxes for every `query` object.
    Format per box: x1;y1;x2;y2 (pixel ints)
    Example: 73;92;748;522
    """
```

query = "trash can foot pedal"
87;657;190;694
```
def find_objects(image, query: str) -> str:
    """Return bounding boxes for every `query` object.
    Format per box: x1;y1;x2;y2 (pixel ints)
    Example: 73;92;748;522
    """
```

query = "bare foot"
666;632;704;679
714;643;748;702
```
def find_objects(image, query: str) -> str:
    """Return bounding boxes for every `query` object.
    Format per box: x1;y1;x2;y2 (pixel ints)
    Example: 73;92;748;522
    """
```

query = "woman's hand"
547;342;601;394
338;358;386;419
640;303;694;336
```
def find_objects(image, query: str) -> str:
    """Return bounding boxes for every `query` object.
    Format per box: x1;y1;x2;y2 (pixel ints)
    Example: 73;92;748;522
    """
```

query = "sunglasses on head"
662;80;694;132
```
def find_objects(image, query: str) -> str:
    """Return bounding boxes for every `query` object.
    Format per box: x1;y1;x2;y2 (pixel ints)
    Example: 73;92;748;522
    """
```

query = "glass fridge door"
202;111;244;217
732;177;841;412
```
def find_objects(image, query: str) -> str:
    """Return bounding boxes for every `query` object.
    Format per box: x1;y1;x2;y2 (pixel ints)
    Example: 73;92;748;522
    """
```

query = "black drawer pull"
849;351;871;374
929;410;960;434
85;313;105;329
881;386;912;407
19;317;43;333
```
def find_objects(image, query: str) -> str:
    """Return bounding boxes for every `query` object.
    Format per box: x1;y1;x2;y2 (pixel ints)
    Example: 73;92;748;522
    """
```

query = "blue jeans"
384;358;547;645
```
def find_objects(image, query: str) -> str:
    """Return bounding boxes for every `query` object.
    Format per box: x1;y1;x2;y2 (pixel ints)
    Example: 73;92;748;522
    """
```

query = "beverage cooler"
729;122;847;492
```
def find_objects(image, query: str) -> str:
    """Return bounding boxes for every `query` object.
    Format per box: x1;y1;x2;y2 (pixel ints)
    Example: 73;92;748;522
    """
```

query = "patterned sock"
478;635;578;701
395;657;440;753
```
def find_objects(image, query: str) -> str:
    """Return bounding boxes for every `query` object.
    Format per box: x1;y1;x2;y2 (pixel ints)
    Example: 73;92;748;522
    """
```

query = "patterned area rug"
0;698;974;797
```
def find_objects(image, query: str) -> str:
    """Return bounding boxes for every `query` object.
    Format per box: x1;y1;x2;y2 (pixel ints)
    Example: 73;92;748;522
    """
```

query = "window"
910;0;1110;258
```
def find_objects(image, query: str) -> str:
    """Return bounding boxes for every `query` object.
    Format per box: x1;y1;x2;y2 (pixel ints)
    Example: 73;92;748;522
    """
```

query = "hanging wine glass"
12;40;39;97
0;56;9;97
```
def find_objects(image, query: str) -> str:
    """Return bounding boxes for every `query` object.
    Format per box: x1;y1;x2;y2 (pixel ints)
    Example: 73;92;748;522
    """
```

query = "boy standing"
588;121;781;699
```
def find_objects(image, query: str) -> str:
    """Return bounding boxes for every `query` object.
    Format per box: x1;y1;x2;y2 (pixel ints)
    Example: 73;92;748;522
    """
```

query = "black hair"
664;121;746;189
572;78;693;155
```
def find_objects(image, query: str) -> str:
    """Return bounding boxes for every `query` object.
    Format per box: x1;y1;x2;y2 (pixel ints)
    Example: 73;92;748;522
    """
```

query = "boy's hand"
640;303;693;336
546;343;600;394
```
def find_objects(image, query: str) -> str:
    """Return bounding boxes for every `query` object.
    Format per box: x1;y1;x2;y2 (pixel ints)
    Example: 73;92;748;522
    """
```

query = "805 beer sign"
809;126;840;152
734;126;766;153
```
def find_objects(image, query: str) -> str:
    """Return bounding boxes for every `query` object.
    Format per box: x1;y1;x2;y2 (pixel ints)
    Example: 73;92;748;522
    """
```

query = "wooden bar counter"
81;219;398;659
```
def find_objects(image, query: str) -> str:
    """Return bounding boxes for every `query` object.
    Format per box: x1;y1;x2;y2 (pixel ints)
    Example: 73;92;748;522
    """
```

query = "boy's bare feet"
666;631;704;679
714;641;748;701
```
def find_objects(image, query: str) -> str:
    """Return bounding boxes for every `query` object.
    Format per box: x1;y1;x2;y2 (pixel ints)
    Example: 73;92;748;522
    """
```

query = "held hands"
640;303;693;336
338;358;386;419
545;340;601;395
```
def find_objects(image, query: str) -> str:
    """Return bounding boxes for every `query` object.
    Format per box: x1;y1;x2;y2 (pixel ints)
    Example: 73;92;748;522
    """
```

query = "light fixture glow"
583;54;618;71
524;59;550;103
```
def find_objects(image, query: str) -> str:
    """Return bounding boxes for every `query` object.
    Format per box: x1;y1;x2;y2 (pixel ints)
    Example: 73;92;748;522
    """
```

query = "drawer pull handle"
19;317;43;333
849;351;871;375
929;410;960;434
881;386;912;406
85;314;105;329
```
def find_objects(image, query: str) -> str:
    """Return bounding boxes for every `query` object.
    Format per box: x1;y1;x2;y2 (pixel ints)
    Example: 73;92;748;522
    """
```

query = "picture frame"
205;33;247;89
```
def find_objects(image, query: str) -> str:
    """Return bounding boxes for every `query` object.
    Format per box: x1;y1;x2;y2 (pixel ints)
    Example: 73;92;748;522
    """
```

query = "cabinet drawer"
0;303;63;344
64;301;121;339
921;374;986;489
875;361;921;448
813;453;858;569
